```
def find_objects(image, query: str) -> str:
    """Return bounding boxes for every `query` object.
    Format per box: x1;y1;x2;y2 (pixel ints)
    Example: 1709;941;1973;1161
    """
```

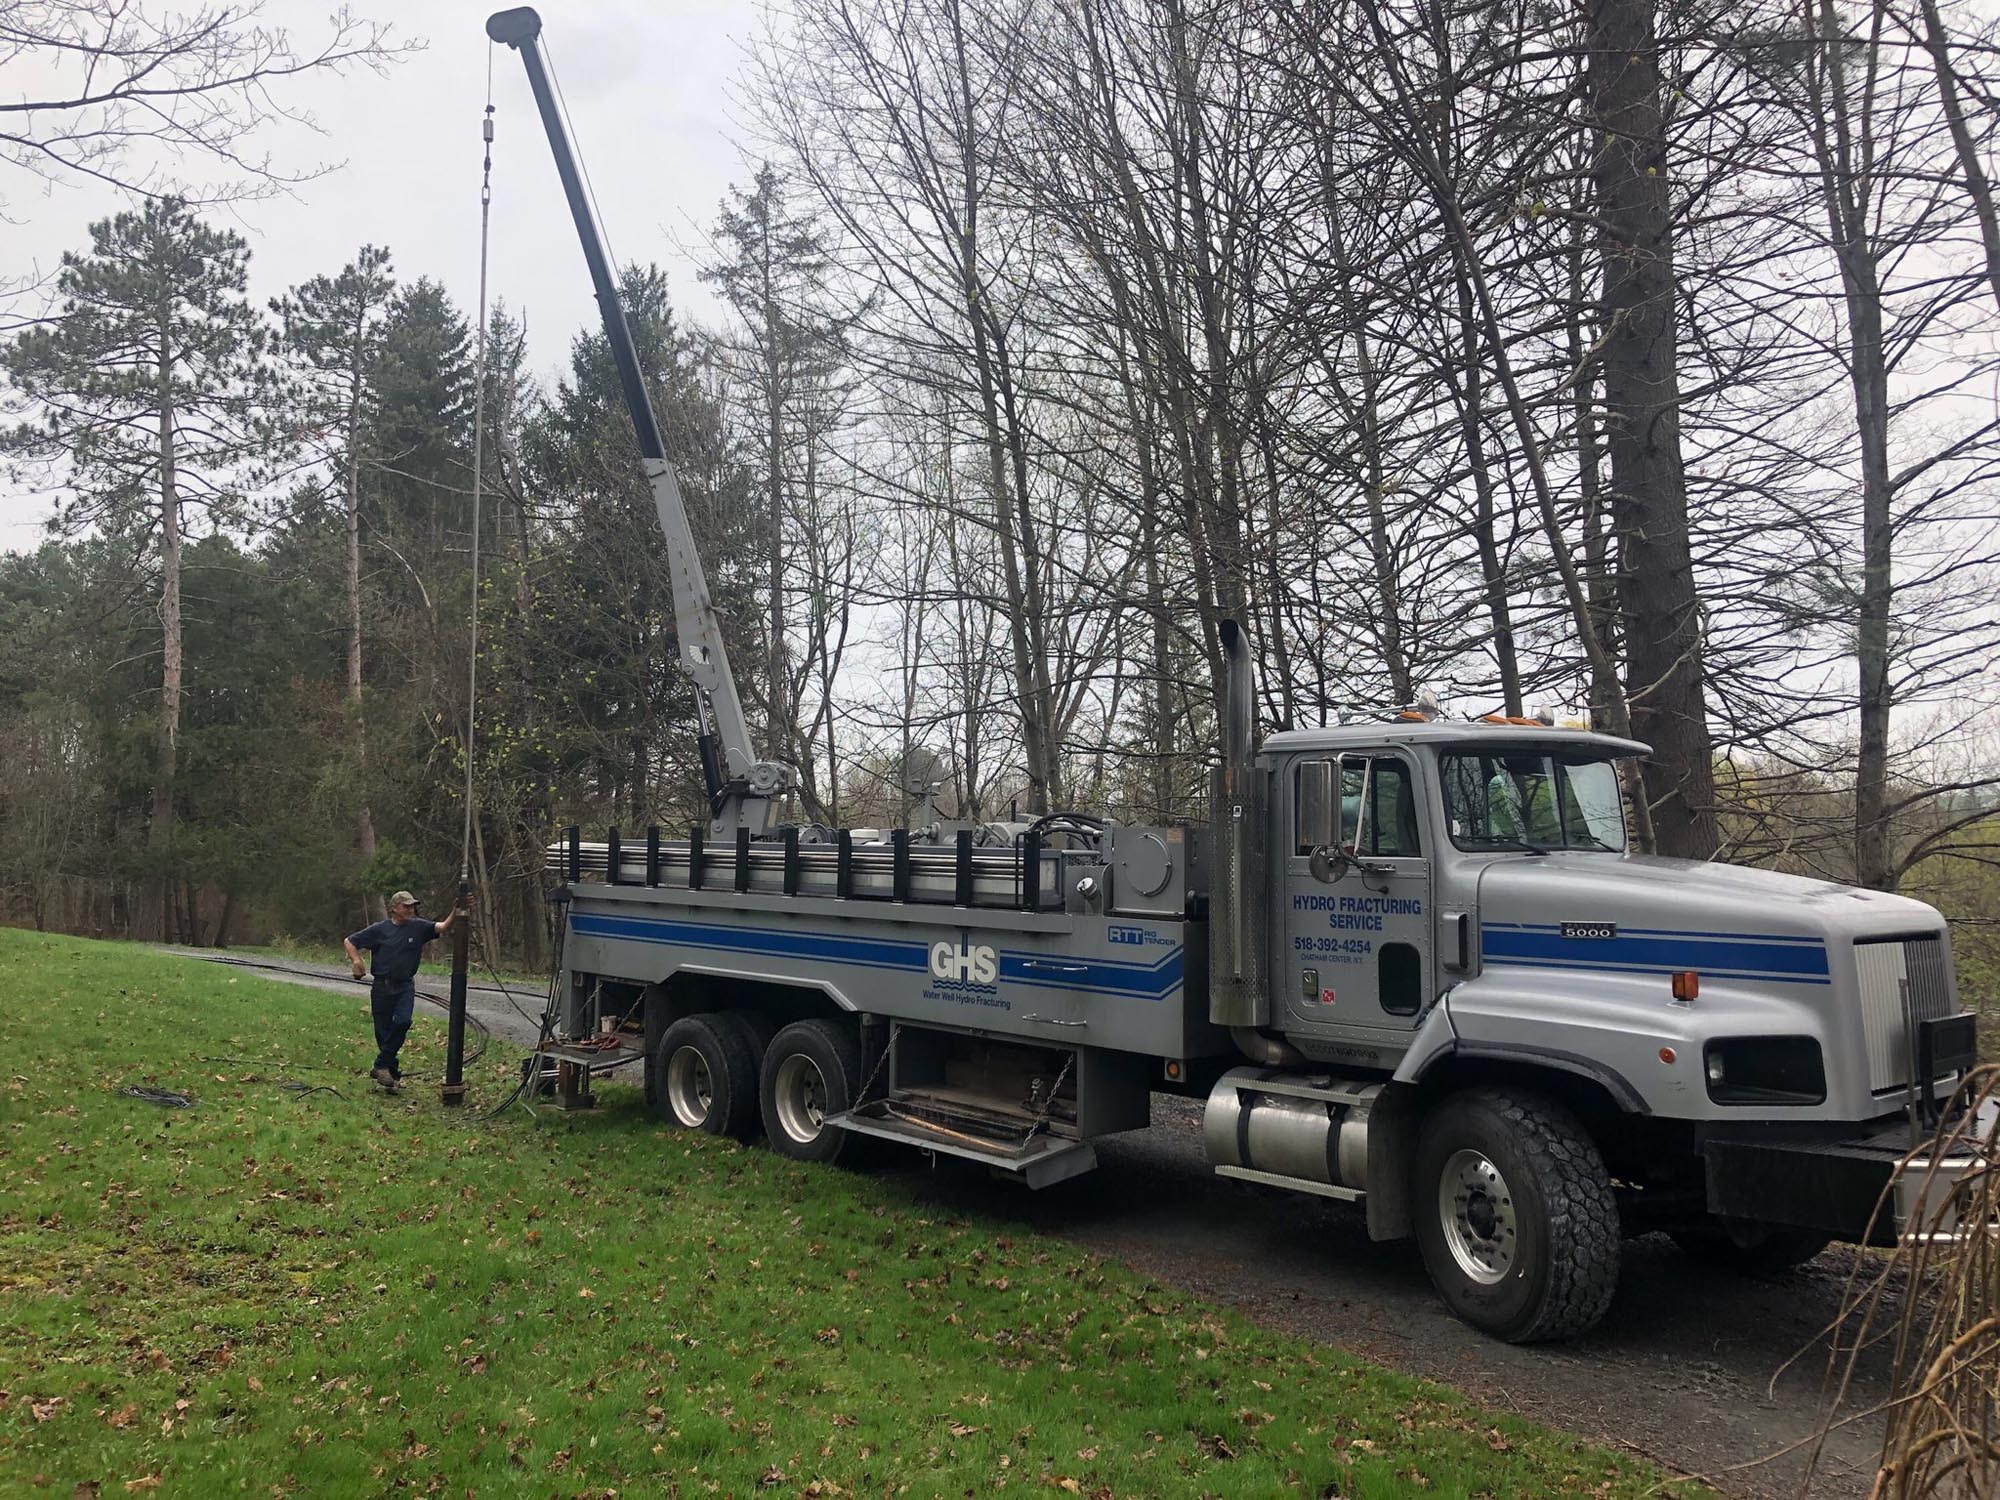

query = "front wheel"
760;1019;863;1165
1413;1088;1620;1343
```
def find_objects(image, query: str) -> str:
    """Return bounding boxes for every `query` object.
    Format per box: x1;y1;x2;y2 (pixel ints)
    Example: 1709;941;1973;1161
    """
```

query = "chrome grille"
1855;934;1955;1093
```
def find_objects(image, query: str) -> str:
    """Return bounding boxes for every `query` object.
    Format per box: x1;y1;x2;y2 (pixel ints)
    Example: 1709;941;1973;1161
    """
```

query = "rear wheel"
1670;1220;1830;1274
760;1018;862;1164
1413;1087;1621;1343
720;1007;778;1065
650;1013;759;1139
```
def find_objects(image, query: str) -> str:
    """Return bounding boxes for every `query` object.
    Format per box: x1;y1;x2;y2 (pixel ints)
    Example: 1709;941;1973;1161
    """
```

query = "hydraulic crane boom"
487;6;789;835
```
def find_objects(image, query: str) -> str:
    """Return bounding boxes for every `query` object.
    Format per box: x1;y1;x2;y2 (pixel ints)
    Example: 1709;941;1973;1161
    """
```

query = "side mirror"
1309;842;1352;884
1298;760;1336;850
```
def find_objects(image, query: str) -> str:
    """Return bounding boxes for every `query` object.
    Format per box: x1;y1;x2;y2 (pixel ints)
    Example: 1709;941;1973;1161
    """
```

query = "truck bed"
549;827;1230;1063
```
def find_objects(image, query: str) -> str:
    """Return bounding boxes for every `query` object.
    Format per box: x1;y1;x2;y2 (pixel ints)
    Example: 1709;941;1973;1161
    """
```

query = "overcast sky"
2;0;764;551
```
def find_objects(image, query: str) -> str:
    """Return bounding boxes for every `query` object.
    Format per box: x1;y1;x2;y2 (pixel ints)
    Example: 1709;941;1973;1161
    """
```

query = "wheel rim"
773;1053;828;1144
665;1044;713;1127
1439;1147;1517;1285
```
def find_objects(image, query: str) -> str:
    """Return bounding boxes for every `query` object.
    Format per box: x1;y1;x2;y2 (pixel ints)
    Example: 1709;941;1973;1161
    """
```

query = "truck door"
1279;752;1434;1043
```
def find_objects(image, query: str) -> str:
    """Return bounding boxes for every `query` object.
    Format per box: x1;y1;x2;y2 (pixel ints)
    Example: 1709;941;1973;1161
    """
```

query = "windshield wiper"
1476;838;1550;856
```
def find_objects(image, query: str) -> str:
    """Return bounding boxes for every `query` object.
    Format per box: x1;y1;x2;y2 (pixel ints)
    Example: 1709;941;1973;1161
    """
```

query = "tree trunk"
1805;0;1897;888
1322;135;1419;710
1915;0;2000;315
344;349;381;923
1168;0;1249;635
1587;0;1719;858
148;324;183;943
1569;208;1621;728
762;226;791;769
1454;277;1523;716
1354;334;1413;707
945;0;1053;813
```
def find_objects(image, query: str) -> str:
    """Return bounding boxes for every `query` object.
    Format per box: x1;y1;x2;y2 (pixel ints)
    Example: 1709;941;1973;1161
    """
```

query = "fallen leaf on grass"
31;1397;63;1423
105;1405;137;1429
122;1477;161;1494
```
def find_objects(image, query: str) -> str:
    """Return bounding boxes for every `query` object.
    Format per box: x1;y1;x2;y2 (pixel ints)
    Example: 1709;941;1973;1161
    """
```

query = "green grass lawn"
0;930;1696;1499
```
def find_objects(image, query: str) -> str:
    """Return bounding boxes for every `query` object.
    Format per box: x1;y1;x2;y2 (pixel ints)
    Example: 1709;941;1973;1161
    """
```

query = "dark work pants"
370;977;417;1077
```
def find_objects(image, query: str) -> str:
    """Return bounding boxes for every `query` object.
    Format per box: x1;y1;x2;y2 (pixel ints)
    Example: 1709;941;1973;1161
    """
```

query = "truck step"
1214;1163;1364;1202
826;1098;1098;1189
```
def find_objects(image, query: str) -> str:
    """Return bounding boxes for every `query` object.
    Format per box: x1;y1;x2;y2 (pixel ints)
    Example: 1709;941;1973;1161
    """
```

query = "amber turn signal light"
1670;970;1700;1001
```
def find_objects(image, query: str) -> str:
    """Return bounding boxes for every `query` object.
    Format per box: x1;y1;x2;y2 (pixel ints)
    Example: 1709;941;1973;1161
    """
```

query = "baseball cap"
388;890;421;909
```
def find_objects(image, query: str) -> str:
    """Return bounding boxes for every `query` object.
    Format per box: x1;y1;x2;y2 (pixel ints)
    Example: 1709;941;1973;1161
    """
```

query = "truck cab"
1205;717;1987;1340
1265;722;1634;1060
1262;720;1968;1127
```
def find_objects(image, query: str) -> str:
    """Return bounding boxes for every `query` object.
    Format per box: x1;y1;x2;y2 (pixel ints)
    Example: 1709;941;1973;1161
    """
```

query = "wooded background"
1;0;1996;992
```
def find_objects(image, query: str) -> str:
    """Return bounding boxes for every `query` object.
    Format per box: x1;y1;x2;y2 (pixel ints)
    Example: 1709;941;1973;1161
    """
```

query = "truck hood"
1476;853;1945;947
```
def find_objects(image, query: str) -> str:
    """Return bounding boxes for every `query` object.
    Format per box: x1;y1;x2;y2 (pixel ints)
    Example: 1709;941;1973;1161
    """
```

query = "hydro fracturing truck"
488;6;1992;1342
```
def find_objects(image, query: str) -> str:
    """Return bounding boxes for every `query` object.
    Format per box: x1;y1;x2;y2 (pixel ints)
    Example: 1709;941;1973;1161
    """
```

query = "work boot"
371;1066;396;1091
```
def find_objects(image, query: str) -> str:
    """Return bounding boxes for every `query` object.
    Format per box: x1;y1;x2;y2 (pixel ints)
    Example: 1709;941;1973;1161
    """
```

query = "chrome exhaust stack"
1209;620;1271;1032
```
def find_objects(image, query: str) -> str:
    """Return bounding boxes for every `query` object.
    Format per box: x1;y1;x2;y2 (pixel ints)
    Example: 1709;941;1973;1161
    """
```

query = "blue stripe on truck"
1480;925;1830;984
567;911;1185;999
570;912;929;971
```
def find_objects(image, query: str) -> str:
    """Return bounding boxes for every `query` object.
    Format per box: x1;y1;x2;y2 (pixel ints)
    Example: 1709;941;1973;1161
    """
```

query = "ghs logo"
929;940;998;985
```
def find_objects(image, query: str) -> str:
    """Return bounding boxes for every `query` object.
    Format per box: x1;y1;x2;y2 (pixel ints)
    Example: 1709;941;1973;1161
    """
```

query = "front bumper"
1703;1095;1997;1246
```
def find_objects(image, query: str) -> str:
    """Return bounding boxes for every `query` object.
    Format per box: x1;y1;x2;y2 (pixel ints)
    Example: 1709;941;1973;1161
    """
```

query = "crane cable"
462;45;495;888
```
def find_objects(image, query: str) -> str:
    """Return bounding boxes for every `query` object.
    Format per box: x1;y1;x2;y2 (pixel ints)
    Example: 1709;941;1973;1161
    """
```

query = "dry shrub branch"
1809;1064;1999;1499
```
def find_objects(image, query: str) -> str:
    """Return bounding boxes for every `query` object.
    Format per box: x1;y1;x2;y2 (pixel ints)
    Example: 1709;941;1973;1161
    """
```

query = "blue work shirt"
347;917;440;983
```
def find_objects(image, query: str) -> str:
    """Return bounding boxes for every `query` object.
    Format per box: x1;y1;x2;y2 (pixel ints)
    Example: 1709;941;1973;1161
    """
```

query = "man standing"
344;891;458;1091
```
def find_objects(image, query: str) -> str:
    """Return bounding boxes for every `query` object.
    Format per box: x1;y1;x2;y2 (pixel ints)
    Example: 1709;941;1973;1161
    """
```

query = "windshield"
1439;751;1627;853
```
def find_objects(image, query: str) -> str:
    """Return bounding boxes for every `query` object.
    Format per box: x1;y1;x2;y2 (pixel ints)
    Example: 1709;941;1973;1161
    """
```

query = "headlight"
1702;1037;1825;1106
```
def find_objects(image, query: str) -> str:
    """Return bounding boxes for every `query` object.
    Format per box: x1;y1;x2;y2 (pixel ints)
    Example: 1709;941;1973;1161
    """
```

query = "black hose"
191;953;497;1065
122;1086;194;1108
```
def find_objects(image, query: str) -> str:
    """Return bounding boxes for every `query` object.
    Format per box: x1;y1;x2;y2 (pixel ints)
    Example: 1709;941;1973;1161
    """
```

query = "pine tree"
2;198;267;940
525;265;758;828
273;245;398;923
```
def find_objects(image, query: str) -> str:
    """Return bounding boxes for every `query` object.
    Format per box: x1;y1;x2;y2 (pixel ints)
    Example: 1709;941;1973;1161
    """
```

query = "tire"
719;1007;778;1064
760;1018;863;1165
1670;1220;1830;1274
650;1014;760;1139
1413;1087;1621;1343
